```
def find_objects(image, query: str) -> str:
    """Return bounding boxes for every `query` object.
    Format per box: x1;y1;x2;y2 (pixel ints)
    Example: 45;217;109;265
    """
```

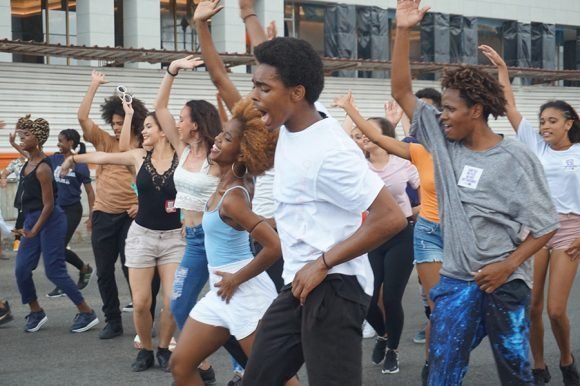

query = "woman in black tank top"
60;105;183;372
13;115;99;333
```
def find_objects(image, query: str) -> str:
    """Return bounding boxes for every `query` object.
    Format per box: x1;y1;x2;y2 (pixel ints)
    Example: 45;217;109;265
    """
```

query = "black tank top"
20;158;58;213
135;151;181;230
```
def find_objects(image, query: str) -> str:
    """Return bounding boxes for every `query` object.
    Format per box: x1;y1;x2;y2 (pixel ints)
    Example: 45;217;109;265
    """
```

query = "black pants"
243;274;370;386
250;238;284;292
61;202;85;271
365;223;414;350
91;211;160;324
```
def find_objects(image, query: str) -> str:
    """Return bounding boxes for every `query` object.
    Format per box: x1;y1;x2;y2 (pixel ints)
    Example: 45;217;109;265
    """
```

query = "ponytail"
78;142;87;154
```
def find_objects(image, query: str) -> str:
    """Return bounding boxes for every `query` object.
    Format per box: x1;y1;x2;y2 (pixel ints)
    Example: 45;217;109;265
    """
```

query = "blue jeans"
170;224;209;330
413;216;443;264
428;276;532;385
15;208;84;305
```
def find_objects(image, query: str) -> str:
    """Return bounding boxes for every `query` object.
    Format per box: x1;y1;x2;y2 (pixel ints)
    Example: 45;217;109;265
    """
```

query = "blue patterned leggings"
428;276;532;386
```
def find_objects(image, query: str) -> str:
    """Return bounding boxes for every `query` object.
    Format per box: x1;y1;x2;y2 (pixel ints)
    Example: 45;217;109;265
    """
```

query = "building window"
284;2;327;55
477;18;503;65
161;0;197;51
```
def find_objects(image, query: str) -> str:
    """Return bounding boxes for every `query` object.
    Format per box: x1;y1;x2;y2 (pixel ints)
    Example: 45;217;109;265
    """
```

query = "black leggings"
366;223;414;350
62;202;86;271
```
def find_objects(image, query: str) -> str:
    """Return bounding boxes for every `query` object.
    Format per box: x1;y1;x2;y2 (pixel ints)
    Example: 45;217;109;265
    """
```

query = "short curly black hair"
415;88;442;110
253;37;324;104
100;95;148;141
441;66;506;121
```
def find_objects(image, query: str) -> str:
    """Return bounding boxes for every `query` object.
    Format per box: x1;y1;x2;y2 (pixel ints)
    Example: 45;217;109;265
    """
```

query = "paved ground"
0;239;578;385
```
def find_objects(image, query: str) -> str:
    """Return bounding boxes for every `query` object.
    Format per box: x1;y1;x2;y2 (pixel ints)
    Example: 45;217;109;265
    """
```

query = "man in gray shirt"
391;1;559;385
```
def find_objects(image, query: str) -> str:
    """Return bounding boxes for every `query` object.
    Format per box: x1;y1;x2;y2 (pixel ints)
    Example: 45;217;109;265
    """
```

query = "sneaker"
0;301;14;326
132;349;154;372
199;366;217;385
363;321;376;339
98;322;123;339
122;303;133;312
169;337;177;352
24;310;47;332
46;287;66;298
70;310;99;333
532;366;551;386
413;325;426;344
156;347;172;372
12;239;20;252
77;265;93;290
561;357;580;386
382;349;400;374
228;372;243;386
134;334;143;349
372;336;388;364
421;361;429;386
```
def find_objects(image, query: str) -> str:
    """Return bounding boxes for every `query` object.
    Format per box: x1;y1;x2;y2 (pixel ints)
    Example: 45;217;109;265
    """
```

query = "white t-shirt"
517;118;580;214
273;117;384;296
252;168;275;218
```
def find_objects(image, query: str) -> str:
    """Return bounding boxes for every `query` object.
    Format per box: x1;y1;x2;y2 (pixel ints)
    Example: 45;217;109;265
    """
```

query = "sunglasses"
116;85;133;104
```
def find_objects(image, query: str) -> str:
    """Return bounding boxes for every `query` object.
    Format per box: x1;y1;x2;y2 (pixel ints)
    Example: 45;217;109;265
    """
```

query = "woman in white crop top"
482;45;580;383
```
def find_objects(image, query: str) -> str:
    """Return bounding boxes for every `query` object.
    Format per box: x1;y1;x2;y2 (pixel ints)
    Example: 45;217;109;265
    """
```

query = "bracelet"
321;252;331;270
242;13;257;22
166;67;178;77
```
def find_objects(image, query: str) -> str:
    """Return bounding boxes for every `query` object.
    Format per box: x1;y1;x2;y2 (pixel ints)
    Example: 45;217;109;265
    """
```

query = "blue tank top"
202;186;254;267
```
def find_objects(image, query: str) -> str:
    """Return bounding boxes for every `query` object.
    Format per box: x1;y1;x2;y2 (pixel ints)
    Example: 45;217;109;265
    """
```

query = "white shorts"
190;258;277;340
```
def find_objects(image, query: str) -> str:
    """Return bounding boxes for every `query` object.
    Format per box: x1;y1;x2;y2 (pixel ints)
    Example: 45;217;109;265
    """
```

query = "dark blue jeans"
428;276;532;385
15;208;84;305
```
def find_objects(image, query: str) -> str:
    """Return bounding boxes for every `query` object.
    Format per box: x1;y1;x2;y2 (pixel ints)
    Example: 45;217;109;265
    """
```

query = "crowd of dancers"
1;0;579;385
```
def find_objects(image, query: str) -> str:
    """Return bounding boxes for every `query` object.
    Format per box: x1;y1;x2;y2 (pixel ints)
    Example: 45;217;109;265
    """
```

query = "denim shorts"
413;216;443;264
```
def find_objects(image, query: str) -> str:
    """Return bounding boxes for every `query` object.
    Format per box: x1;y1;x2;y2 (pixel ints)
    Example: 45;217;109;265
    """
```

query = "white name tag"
458;165;483;189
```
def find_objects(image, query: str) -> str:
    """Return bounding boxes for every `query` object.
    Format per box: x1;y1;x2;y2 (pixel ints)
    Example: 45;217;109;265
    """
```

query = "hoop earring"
232;162;246;179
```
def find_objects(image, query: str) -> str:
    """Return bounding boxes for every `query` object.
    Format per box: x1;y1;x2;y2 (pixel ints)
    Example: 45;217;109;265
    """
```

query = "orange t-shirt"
84;126;138;214
409;143;439;223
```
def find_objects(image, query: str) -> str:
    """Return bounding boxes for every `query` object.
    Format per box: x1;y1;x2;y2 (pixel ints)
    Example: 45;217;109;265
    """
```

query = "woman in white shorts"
170;97;288;385
61;101;183;372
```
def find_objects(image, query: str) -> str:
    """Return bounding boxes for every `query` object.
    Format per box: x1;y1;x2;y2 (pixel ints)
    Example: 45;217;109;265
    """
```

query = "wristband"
321;252;331;270
242;13;257;22
166;67;178;77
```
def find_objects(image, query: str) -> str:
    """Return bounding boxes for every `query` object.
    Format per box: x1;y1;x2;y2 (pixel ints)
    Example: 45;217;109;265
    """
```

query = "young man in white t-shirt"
241;37;407;386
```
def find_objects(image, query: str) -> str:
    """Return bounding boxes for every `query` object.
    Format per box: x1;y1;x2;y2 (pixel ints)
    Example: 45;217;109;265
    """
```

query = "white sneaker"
362;321;376;339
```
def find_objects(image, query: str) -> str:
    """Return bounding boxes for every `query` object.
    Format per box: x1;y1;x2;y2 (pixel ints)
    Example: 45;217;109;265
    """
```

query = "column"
253;0;284;40
502;21;532;68
0;0;12;62
212;0;247;73
421;12;450;64
76;0;115;66
124;0;161;69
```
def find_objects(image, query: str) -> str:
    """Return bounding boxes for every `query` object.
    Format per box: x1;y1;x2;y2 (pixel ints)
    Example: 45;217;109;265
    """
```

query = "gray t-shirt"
411;100;559;287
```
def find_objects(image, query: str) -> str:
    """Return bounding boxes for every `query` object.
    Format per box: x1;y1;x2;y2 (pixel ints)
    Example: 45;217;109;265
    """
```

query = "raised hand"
332;90;354;110
266;20;277;40
479;45;507;68
170;55;204;72
395;0;430;29
385;100;404;126
8;131;16;146
0;120;5;129
122;99;134;116
91;70;108;86
193;0;224;24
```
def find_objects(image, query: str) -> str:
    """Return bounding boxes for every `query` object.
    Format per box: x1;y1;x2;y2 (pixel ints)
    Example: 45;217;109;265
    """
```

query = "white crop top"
173;146;219;212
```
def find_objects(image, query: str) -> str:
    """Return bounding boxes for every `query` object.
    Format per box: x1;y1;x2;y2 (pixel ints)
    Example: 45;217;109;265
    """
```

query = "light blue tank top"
202;185;254;267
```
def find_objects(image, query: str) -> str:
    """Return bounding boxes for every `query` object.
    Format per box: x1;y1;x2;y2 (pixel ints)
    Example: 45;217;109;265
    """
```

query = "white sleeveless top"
173;146;219;212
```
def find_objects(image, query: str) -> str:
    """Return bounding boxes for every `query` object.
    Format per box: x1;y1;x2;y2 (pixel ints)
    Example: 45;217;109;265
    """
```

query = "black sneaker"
46;287;66;298
561;357;580;386
156;347;171;372
227;372;243;386
122;303;133;312
0;301;13;326
532;366;551;385
70;310;99;333
421;361;429;386
24;309;48;332
98;322;123;339
372;336;388;364
132;349;154;372
77;265;93;290
200;366;217;385
382;349;400;374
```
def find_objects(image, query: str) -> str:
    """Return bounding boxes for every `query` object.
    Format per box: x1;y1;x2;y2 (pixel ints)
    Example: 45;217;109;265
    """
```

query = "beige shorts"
546;213;580;250
125;222;185;268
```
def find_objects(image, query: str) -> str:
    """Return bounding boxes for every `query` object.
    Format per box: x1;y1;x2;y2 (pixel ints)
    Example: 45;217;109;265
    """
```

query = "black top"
135;151;180;231
20;158;58;213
